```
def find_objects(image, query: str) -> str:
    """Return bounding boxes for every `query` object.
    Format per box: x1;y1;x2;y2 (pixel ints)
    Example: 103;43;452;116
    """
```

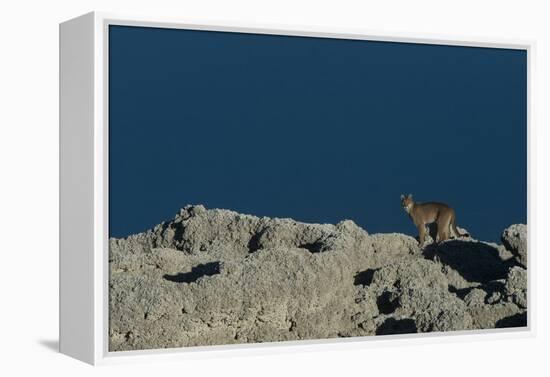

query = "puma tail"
451;213;470;238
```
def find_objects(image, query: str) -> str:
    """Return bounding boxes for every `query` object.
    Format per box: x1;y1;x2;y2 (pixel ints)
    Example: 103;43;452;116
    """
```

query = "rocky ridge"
109;205;527;351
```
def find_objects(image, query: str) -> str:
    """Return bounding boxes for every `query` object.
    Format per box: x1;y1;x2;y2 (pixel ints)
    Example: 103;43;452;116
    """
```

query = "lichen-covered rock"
501;224;527;267
109;205;528;351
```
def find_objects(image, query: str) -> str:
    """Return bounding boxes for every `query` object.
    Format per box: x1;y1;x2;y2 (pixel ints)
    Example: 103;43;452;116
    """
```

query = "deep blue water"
109;25;527;242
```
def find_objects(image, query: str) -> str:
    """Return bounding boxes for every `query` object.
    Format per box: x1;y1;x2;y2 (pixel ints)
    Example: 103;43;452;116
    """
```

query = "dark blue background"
109;25;527;241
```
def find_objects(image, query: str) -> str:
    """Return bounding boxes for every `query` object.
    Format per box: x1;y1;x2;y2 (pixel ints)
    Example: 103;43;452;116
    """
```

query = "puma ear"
408;194;413;199
400;194;405;200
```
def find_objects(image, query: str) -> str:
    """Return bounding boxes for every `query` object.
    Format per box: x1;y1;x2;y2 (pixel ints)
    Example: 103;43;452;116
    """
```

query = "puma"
400;194;469;246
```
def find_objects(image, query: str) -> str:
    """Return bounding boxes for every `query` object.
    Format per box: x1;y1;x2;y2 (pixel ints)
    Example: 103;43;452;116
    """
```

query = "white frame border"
63;11;536;365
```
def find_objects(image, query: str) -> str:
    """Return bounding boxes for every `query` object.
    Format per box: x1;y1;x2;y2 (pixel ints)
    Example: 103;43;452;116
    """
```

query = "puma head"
400;193;414;213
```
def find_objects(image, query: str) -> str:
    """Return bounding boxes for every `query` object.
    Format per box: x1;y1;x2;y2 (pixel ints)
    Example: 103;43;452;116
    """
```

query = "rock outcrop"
501;224;527;268
109;205;527;351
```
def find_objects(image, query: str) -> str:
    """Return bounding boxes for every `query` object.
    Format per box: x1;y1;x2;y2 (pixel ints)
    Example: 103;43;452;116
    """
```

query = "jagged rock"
361;260;473;333
504;266;528;308
464;288;487;307
109;205;528;351
468;302;524;329
463;283;525;329
501;224;527;267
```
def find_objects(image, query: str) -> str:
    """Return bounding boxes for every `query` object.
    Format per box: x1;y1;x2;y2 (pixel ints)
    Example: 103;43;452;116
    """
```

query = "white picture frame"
59;11;535;365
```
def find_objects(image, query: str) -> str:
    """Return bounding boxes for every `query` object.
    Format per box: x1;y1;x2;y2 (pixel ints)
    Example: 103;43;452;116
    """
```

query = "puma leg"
437;215;452;242
417;224;427;246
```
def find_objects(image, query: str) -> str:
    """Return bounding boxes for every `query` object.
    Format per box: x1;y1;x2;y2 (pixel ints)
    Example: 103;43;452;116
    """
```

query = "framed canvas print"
59;12;533;365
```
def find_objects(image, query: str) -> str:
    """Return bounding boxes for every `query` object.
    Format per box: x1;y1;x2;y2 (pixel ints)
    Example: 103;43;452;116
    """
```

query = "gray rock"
504;266;528;308
452;261;527;329
363;260;474;333
501;224;527;267
468;302;525;329
109;205;528;351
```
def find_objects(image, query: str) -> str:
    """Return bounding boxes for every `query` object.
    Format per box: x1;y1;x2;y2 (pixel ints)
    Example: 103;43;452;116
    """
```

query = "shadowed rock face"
109;205;527;351
502;224;527;268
